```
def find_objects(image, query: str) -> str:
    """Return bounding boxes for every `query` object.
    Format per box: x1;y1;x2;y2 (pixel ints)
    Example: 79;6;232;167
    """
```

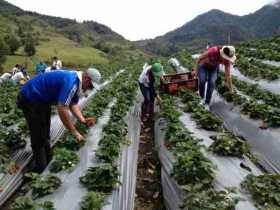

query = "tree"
0;38;9;72
24;35;36;56
5;34;21;55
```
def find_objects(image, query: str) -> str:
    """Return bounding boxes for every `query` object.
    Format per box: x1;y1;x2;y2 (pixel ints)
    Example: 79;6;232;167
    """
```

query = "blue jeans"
198;64;219;104
139;82;156;119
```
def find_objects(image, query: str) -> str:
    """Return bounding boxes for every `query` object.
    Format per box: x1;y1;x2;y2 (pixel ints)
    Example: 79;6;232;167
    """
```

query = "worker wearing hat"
138;63;164;121
193;46;237;108
17;68;101;172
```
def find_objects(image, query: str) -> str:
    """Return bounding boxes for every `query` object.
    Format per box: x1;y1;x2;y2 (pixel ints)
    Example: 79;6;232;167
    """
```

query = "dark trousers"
198;64;219;104
17;93;52;173
139;82;155;120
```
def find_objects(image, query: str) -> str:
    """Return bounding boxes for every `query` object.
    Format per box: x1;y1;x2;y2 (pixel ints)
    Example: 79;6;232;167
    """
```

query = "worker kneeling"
17;68;101;173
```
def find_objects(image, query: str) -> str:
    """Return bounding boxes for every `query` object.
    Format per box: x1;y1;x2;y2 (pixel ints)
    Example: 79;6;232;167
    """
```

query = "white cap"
87;68;101;90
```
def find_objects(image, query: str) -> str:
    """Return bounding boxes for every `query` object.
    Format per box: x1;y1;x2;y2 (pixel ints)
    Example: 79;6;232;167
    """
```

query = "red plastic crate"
160;72;198;94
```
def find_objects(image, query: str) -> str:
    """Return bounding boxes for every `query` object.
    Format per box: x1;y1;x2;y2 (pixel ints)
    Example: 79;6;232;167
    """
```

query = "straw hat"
220;46;237;63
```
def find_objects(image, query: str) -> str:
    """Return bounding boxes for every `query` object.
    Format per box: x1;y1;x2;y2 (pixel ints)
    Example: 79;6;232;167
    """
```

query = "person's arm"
70;103;96;126
69;104;86;123
193;51;208;76
225;63;233;92
156;94;162;104
57;104;84;141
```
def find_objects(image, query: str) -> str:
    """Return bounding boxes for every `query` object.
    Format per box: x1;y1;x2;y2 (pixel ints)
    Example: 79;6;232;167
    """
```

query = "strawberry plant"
79;192;105;210
17;120;29;137
209;134;249;157
25;173;62;199
181;189;237;210
190;109;223;131
10;197;55;210
49;148;79;173
95;134;122;163
57;133;85;151
0;142;12;173
241;174;280;209
172;148;215;187
241;101;268;120
217;77;280;127
231;76;280;108
179;89;223;131
0;128;26;150
236;57;280;81
80;164;119;192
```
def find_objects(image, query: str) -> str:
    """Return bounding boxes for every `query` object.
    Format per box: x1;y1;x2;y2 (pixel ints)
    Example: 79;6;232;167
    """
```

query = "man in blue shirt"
17;68;101;172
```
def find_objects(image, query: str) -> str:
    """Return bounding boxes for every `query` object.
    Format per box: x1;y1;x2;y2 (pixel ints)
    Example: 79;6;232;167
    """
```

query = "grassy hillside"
0;0;148;75
4;35;109;73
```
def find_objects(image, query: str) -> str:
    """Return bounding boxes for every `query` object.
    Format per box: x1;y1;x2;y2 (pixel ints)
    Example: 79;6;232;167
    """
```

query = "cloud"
270;0;280;6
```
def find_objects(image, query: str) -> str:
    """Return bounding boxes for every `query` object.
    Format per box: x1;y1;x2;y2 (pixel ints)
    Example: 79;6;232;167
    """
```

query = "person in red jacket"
193;46;236;106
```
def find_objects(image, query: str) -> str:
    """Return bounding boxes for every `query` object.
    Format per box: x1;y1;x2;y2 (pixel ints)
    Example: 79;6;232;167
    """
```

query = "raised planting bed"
216;78;280;128
236;57;280;81
155;94;261;210
7;60;144;210
241;174;280;209
178;89;223;131
0;68;126;206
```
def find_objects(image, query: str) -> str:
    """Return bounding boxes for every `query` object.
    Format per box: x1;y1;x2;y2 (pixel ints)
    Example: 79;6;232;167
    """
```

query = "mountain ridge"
136;4;280;55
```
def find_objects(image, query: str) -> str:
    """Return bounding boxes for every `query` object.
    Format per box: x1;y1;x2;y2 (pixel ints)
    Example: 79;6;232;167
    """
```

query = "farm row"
157;88;279;209
236;36;280;81
0;59;143;209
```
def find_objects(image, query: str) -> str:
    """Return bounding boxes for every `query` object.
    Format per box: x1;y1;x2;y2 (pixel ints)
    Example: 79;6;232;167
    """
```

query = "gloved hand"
85;117;96;127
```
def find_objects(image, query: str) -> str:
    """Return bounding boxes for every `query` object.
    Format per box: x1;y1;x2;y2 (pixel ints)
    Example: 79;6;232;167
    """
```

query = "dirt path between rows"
134;119;166;210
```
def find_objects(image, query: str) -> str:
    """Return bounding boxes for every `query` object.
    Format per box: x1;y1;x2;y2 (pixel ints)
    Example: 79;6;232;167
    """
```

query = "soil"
134;119;166;210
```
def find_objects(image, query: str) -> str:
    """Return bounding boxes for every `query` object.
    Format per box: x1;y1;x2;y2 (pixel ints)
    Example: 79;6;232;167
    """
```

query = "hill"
0;0;146;74
136;3;280;55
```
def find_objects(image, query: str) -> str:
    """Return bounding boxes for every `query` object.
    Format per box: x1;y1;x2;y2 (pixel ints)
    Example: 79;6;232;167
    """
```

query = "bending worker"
193;46;236;107
17;68;101;172
138;63;164;122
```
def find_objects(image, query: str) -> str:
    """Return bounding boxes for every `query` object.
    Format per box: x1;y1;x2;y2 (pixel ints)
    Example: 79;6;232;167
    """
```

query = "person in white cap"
193;45;236;107
17;68;101;172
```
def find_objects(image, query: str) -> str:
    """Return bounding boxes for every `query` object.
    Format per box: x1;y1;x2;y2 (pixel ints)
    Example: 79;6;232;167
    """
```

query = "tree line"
0;29;36;72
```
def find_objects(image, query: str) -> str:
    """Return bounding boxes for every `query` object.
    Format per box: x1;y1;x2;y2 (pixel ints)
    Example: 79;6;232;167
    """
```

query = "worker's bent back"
20;70;80;106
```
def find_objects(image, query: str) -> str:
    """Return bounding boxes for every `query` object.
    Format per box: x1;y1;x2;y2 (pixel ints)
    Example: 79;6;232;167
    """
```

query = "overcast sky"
6;0;273;41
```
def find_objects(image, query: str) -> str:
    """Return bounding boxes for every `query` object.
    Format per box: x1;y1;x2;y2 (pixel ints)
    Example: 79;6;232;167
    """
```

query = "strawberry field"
0;59;144;210
152;51;280;210
1;40;280;210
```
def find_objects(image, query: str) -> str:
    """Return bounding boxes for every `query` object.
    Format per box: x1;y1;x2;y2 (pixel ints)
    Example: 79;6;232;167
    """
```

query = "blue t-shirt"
21;70;80;106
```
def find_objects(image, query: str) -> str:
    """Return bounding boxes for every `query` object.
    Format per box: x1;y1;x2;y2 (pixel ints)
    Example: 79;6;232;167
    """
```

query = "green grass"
3;34;109;75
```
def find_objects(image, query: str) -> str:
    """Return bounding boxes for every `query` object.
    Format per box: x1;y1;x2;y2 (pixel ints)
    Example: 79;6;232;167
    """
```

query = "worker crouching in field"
17;68;101;173
138;63;164;122
193;46;236;109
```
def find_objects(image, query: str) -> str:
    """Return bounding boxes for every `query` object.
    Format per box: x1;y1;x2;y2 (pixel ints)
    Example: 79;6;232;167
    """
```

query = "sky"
6;0;273;41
